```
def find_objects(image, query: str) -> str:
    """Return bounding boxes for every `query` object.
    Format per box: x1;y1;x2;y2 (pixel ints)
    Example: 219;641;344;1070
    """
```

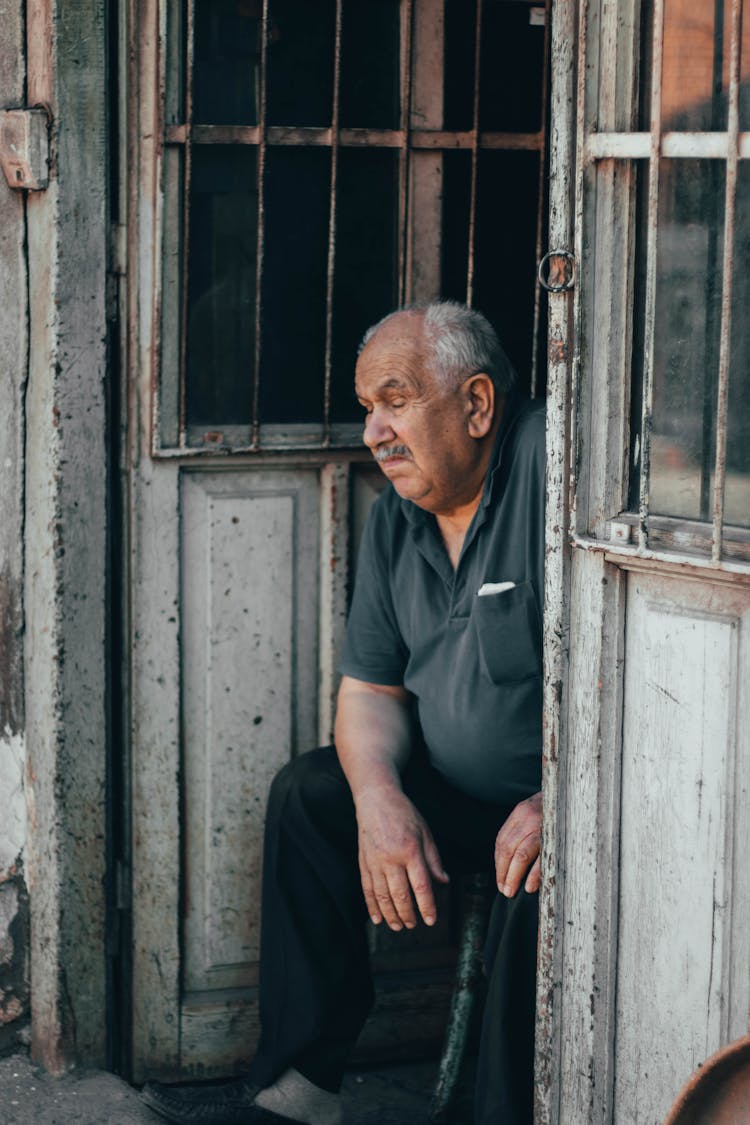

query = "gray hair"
358;300;516;394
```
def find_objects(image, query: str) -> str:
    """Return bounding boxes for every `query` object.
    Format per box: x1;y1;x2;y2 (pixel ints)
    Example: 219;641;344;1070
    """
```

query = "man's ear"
465;373;496;438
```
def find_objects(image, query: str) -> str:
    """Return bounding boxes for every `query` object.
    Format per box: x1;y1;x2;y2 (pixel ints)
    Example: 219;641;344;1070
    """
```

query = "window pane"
727;162;750;526
260;148;330;424
193;0;261;125
330;149;399;423
639;160;726;521
186;146;257;427
741;0;750;130
340;0;400;130
657;0;750;132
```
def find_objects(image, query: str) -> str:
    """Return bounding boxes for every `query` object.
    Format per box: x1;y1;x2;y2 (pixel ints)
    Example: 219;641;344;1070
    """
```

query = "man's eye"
390;400;406;410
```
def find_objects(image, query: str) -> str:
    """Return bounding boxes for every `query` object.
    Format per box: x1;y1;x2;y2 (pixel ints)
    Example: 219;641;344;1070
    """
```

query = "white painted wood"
181;469;320;993
318;464;349;745
557;549;625;1125
536;0;577;1117
614;572;750;1123
130;460;183;1080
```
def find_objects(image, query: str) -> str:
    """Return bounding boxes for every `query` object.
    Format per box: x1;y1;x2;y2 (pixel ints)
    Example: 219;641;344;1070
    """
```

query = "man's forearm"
334;676;412;802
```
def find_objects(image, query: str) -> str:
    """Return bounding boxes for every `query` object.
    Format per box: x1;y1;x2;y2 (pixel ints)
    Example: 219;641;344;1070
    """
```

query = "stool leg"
430;874;491;1123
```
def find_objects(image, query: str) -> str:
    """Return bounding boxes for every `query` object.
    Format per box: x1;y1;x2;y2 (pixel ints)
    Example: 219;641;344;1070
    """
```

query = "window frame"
150;0;551;458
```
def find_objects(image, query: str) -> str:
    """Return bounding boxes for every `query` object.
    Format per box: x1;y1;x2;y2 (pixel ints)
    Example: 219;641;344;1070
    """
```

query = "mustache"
374;445;412;463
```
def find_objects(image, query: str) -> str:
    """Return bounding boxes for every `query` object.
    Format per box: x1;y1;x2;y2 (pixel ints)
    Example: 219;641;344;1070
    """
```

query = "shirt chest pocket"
473;580;542;684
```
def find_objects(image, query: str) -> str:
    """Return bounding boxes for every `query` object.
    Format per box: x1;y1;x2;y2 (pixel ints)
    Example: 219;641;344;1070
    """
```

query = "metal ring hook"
538;249;576;292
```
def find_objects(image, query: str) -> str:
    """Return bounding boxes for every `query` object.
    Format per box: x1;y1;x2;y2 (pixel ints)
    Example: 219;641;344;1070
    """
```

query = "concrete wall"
0;0;109;1070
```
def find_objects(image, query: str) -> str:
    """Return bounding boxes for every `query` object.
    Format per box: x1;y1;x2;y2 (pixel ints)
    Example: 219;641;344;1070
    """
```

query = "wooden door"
539;0;750;1121
124;0;551;1082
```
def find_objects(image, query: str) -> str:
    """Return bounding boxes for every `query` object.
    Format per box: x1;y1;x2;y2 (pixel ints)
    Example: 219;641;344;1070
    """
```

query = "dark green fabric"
341;393;546;805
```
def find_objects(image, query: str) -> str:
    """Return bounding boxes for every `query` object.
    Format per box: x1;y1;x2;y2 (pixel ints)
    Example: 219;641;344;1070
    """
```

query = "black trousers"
246;747;538;1125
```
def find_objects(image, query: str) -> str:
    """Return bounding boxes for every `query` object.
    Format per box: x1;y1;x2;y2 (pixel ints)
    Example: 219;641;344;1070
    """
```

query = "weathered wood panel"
181;469;320;993
130;461;182;1079
614;571;750;1123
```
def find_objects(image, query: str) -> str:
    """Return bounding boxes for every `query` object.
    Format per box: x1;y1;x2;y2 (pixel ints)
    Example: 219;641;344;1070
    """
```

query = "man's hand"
355;783;449;931
494;790;542;897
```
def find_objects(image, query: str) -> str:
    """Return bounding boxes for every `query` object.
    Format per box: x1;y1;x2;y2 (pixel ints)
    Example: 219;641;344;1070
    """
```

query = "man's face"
354;314;487;515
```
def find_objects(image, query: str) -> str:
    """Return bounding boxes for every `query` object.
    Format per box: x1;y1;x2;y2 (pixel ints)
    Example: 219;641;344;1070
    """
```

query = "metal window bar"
397;0;415;306
251;0;271;450
712;0;744;562
162;2;549;456
529;0;552;398
178;0;195;448
637;0;666;552
465;0;484;307
322;0;344;447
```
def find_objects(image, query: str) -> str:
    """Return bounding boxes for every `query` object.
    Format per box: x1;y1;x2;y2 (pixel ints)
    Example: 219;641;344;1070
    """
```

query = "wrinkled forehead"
354;312;430;393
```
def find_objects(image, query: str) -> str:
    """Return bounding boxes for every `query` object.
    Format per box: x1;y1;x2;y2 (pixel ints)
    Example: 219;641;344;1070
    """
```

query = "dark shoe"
141;1077;298;1124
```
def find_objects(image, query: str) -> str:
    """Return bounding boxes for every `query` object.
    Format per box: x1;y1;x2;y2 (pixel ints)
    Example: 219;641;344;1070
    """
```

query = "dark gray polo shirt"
341;394;545;806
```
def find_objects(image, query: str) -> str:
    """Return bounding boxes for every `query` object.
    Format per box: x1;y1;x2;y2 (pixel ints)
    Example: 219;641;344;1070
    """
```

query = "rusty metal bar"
178;0;195;449
711;0;743;561
397;0;415;305
638;0;666;552
466;0;484;307
530;0;552;397
165;123;546;151
251;0;270;449
322;0;344;446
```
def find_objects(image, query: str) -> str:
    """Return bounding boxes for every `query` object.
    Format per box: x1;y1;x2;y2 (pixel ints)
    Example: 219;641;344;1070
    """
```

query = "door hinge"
0;107;51;191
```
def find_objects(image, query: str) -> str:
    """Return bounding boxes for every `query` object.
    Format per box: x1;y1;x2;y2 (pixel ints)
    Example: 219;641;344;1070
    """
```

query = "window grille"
574;0;750;562
154;0;550;455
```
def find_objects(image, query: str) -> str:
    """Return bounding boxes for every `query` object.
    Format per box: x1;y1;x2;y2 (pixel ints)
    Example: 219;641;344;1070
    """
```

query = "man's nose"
363;407;395;449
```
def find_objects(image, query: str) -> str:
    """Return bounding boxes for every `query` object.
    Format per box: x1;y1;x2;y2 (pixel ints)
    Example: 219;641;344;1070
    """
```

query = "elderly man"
143;301;545;1125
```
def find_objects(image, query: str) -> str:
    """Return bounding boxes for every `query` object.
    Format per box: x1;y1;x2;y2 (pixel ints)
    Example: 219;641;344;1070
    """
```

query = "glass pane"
645;160;726;520
186;146;257;427
726;161;750;526
741;0;750;130
659;0;750;131
265;0;335;127
340;0;400;130
330;150;398;423
260;148;330;424
193;0;261;125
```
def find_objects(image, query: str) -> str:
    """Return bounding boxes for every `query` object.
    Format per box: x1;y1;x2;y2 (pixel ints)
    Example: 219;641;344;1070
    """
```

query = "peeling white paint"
0;729;25;880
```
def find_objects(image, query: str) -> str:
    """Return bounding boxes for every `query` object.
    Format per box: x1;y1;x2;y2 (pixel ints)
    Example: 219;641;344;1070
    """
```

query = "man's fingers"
359;856;383;924
385;867;418;929
498;837;540;898
406;859;438;927
495;792;543;896
524;854;541;895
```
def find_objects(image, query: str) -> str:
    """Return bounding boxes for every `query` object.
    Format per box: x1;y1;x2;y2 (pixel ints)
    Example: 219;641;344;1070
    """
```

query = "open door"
540;0;750;1120
124;0;552;1082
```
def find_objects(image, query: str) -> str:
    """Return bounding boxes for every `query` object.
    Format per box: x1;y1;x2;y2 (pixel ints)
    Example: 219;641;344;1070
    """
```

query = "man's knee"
267;746;354;839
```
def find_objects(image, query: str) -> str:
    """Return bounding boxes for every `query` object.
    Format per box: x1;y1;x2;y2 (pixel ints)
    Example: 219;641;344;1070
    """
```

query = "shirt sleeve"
340;492;409;686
